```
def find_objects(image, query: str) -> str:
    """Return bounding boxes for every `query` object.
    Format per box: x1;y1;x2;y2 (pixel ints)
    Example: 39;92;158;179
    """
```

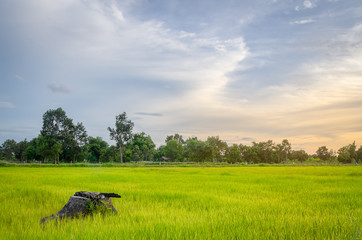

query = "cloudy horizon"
1;0;362;153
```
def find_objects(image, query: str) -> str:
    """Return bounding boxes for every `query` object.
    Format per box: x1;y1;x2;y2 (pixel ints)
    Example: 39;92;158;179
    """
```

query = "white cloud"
135;112;163;117
256;24;362;151
291;19;315;25
295;0;316;11
14;75;24;81
0;102;15;108
3;0;360;152
111;3;125;23
47;82;72;94
303;0;314;9
11;0;249;141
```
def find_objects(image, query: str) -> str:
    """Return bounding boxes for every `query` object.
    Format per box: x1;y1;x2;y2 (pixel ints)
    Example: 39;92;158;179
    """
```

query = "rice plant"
0;166;360;239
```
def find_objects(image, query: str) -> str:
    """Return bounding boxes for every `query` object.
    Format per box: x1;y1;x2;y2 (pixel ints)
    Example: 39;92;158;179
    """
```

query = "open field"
0;166;361;239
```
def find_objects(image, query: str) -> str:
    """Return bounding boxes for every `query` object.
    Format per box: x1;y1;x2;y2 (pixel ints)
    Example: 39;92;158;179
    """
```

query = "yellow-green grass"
0;167;361;239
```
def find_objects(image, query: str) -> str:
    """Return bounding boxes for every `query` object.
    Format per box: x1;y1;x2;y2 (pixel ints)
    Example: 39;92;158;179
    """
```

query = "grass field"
0;166;361;239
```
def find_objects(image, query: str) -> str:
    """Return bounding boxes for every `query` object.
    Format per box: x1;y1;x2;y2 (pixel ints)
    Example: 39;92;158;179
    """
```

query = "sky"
1;0;362;153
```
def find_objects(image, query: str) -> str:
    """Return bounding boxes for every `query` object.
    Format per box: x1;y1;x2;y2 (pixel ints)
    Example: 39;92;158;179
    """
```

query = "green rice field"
0;166;361;239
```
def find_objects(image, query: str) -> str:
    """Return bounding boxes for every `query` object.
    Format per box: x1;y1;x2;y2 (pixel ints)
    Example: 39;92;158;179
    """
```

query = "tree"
165;134;185;144
338;142;357;163
281;139;292;163
24;137;43;162
14;139;29;162
107;145;120;163
207;136;228;163
252;140;275;163
108;112;134;163
316;146;330;161
239;144;260;163
356;145;362;163
87;137;109;163
37;135;63;164
41;107;87;162
274;143;284;163
163;140;184;161
67;122;88;162
348;141;357;162
184;138;212;162
1;139;17;161
129;132;156;161
225;144;242;163
290;150;308;162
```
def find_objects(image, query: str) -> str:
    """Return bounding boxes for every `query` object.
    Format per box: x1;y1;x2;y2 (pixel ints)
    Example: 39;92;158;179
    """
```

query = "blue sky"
1;0;362;153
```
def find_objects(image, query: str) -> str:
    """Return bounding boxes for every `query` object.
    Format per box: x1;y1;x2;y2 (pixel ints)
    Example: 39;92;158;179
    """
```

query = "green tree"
274;143;284;163
131;145;142;162
37;135;63;164
316;146;331;161
107;145;120;163
14;139;29;162
1;139;17;161
87;137;109;163
337;146;350;163
41;107;87;162
165;133;185;144
349;141;357;162
67;122;88;162
225;144;242;163
252;140;275;163
338;142;357;163
184;138;212;162
163;140;184;161
239;144;260;163
290;150;308;162
130;132;156;161
274;139;292;163
281;139;292;163
207;136;228;163
356;145;362;163
108;112;134;163
24;137;43;162
155;145;166;160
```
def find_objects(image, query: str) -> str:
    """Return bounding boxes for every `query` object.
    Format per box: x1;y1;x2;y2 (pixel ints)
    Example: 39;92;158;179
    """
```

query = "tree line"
1;108;361;164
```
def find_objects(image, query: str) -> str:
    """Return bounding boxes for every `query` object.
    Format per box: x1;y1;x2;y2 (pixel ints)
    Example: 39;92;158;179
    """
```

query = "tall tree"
252;140;275;163
207;136;228;163
165;133;185;144
1;139;17;161
130;132;156;161
108;112;134;163
316;146;330;161
337;142;357;163
290;150;309;162
239;144;260;163
281;139;292;163
184;138;212;162
163;140;184;161
24;137;42;162
14;139;29;162
37;135;63;164
225;144;242;163
356;145;362;163
87;137;109;163
41;108;87;162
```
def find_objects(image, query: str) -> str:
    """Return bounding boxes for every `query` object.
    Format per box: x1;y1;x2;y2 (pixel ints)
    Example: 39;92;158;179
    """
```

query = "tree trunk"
120;145;123;164
40;191;120;224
